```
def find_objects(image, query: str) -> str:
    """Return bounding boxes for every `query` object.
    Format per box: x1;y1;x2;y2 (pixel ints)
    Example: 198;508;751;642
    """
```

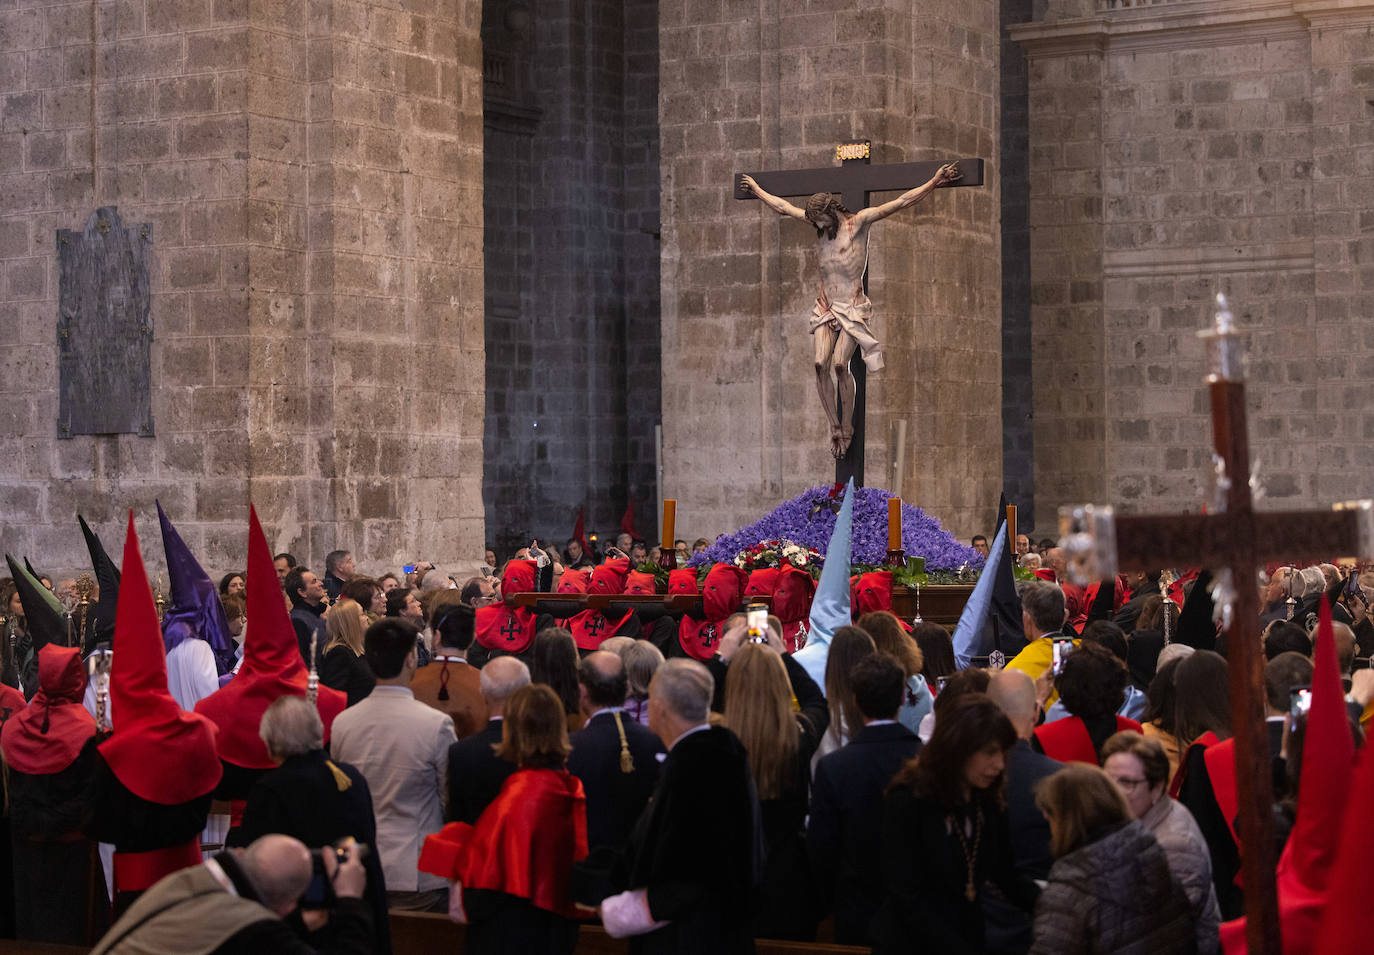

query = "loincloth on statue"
808;294;884;372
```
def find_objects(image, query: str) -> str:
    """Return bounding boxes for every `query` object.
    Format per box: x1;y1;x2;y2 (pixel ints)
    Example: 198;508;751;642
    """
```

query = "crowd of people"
0;511;1367;954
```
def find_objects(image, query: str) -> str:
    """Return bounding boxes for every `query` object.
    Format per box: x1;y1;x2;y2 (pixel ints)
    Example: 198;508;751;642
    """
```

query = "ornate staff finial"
90;649;112;733
1199;292;1242;383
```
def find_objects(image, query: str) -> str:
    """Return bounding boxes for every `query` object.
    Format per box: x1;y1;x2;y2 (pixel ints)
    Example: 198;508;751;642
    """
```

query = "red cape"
476;605;537;654
1;645;94;776
1033;714;1141;764
99;512;223;805
419;767;588;918
773;565;815;653
194;506;347;770
567;607;635;651
679;564;745;660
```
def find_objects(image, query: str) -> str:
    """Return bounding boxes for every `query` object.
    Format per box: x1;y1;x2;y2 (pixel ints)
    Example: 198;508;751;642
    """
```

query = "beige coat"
330;684;456;892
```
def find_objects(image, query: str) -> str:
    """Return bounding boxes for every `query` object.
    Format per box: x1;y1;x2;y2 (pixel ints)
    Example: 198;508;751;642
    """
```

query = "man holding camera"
90;834;374;954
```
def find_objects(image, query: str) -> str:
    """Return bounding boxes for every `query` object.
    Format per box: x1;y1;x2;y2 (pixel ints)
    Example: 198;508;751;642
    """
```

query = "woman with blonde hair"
319;597;376;706
723;640;828;940
857;611;933;734
419;684;588;954
1030;764;1195;954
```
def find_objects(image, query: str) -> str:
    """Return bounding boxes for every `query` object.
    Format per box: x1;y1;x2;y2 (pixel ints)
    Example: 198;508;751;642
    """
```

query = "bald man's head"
579;649;628;710
240;834;312;917
987;669;1038;740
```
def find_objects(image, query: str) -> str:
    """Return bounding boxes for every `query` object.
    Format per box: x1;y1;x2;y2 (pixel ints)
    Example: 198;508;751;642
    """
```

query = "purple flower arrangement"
689;485;986;573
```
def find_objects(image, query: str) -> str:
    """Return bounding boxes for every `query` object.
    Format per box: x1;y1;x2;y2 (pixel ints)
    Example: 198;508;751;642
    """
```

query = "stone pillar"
0;0;484;575
1015;20;1107;530
659;0;1003;543
480;0;661;555
1015;0;1371;524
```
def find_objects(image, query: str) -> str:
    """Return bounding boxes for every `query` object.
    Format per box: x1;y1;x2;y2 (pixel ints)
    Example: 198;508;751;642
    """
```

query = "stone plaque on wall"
56;207;154;439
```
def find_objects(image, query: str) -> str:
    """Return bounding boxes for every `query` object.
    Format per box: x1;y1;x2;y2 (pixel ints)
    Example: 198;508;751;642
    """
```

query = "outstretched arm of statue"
853;162;962;228
740;174;806;220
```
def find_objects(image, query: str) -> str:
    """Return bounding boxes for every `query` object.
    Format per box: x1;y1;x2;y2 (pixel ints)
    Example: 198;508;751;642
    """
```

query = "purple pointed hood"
157;502;237;676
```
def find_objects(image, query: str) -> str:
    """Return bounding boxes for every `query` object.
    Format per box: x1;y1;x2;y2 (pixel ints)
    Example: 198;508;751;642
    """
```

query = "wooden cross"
1061;296;1372;955
734;142;986;486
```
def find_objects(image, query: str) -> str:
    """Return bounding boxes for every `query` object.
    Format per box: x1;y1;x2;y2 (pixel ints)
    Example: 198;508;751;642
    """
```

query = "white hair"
258;695;324;760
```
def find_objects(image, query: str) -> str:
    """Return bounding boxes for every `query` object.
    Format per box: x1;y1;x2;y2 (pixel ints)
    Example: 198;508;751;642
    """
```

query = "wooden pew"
0;909;869;953
390;911;868;954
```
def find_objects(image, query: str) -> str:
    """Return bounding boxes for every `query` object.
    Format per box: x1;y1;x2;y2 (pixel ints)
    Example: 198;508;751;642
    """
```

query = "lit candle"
888;497;902;552
661;499;676;550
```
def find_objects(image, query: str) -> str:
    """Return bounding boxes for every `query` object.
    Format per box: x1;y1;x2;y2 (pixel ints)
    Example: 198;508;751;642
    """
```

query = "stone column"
659;0;1003;543
0;0;484;575
1014;21;1108;530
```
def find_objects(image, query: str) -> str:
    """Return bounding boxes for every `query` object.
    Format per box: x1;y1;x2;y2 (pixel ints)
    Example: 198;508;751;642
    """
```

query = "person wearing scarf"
1;644;107;944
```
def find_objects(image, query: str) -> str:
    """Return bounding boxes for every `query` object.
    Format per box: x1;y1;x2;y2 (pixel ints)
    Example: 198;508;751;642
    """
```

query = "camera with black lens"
302;841;369;910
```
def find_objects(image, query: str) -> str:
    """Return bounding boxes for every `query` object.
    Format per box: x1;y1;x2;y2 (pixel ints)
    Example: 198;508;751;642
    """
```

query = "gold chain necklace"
949;806;984;902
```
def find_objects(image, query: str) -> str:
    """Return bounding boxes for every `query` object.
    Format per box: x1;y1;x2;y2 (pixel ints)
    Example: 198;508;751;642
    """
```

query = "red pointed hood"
701;564;746;622
194;506;346;770
744;568;780;599
99;512;222;804
853;570;893;616
556;569;589;595
1;644;95;776
667;569;698;596
502;560;538;596
589;559;630;595
1280;596;1353;888
1312;687;1374;954
1223;599;1358;955
624;571;657;595
772;565;815;623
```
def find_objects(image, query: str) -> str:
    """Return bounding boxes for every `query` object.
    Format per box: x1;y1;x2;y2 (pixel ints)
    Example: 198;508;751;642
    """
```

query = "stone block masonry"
659;0;1004;545
0;0;485;578
1014;0;1374;527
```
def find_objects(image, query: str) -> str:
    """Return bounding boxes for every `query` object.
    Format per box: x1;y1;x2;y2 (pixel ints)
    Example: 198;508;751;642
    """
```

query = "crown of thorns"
805;193;848;222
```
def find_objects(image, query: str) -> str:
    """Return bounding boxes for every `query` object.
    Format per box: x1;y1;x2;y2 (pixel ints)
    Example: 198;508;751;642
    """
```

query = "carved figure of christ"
739;162;962;459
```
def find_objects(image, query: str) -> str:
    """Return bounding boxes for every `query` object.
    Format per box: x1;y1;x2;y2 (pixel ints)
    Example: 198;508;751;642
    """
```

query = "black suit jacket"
626;725;759;955
567;709;665;852
1003;739;1060;880
446;719;516;824
231;749;390;954
807;721;921;946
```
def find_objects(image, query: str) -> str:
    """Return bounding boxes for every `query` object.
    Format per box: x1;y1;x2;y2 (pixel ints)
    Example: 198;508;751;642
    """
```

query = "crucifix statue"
1059;294;1374;955
736;142;984;482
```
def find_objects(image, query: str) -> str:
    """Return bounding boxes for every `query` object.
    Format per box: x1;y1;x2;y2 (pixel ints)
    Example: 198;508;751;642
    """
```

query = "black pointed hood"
4;555;66;652
78;515;120;650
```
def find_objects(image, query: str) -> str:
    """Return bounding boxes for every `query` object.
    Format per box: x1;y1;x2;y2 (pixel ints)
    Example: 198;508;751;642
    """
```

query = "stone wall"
1001;0;1035;529
659;0;1004;547
0;0;484;578
1015;0;1374;528
480;0;661;557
